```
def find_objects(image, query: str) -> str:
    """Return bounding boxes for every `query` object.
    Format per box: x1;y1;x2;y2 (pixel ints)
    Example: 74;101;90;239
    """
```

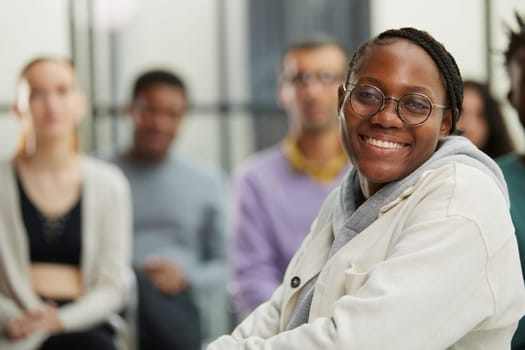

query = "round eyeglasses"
343;83;449;126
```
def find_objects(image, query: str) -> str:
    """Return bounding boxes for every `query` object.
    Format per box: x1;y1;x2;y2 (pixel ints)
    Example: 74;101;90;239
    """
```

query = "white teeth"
365;137;404;149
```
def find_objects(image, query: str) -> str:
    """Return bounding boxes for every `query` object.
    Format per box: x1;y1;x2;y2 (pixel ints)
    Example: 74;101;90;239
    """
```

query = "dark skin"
126;83;187;163
507;46;525;164
126;83;189;295
338;39;451;198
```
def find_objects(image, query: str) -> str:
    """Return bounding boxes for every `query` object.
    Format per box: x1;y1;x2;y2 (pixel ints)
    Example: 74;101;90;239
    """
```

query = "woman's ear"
12;103;21;117
439;109;454;137
13;79;30;118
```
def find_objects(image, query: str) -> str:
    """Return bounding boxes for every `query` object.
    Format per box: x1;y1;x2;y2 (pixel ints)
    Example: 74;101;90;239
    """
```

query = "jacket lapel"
0;161;41;309
280;221;334;329
80;157;94;287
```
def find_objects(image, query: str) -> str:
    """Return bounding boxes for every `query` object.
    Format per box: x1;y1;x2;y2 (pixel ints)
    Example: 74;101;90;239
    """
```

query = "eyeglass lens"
349;84;432;125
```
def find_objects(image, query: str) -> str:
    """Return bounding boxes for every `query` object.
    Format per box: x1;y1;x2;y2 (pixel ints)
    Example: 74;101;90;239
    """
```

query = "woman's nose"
370;99;404;128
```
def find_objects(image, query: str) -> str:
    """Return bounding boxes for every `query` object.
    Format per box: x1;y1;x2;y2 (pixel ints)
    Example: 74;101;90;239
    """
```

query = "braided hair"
345;27;463;135
504;12;525;69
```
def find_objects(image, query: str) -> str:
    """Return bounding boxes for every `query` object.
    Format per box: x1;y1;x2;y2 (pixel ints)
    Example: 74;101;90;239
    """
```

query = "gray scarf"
286;136;508;330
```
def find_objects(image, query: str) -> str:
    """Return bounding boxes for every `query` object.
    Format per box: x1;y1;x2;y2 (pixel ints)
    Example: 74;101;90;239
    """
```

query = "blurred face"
130;83;187;160
279;45;347;134
457;87;488;148
18;60;84;142
508;47;525;128
338;39;451;197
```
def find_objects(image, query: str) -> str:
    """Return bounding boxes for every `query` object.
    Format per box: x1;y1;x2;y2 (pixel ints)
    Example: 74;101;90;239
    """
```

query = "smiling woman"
207;27;525;350
338;36;454;197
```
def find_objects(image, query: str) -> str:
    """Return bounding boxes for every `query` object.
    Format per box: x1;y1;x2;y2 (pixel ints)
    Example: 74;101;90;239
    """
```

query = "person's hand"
4;304;63;340
5;314;31;340
143;258;188;295
26;303;63;334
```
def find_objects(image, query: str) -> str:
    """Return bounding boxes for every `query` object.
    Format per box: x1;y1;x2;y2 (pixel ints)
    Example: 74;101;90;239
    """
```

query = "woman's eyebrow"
356;76;435;96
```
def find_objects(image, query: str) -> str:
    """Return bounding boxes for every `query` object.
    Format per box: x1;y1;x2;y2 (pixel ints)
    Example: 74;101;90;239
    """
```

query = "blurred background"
1;0;525;173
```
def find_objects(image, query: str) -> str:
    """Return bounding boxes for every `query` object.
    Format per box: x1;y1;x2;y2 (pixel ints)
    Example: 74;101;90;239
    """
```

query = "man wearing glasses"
232;35;350;317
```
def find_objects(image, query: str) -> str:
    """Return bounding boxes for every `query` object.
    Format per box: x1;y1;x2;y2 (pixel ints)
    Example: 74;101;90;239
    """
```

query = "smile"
364;137;405;149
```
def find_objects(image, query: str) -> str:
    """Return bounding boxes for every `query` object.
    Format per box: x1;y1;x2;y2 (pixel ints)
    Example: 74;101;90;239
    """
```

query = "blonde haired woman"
0;57;132;350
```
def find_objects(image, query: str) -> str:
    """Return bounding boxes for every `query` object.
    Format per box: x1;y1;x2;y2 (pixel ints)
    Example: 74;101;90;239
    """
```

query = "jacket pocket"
344;268;369;293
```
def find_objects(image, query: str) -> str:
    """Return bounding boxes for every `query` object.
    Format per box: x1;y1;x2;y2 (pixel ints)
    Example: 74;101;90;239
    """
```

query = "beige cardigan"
209;163;525;350
0;157;132;349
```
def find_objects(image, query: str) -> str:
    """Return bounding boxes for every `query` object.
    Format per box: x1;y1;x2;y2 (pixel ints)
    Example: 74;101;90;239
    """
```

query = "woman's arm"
229;283;286;341
0;294;22;334
58;166;133;331
208;213;518;350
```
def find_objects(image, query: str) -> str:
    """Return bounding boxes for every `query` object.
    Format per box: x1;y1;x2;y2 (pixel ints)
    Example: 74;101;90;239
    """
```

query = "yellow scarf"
283;137;348;183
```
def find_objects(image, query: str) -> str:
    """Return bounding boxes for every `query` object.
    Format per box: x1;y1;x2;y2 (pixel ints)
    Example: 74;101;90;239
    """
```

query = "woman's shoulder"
420;162;512;244
417;160;501;190
447;162;506;198
389;163;513;263
82;156;130;191
405;162;509;229
418;162;507;207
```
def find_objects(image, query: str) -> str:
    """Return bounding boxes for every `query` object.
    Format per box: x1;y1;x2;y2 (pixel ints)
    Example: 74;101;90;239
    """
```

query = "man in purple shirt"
232;35;350;316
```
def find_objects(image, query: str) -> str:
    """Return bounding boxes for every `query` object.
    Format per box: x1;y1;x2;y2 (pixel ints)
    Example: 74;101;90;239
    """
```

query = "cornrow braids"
345;27;463;135
504;11;525;69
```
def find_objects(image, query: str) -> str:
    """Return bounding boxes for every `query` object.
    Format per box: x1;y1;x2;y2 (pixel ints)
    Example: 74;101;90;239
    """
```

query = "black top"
17;175;82;266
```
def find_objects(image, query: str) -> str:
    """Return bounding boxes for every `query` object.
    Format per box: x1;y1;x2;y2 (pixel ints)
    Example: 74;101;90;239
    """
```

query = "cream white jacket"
209;163;525;350
0;157;132;349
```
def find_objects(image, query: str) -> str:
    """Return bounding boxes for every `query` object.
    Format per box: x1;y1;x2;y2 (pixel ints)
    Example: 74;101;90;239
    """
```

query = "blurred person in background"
231;35;350;316
457;79;513;158
112;69;228;350
0;57;132;350
497;12;525;350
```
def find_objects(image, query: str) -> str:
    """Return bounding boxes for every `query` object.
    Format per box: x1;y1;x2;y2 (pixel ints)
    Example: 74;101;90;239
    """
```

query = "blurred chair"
109;270;139;350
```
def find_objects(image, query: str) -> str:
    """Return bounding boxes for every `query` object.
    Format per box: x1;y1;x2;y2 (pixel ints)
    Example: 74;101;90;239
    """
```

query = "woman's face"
457;87;488;149
338;39;451;197
19;60;84;142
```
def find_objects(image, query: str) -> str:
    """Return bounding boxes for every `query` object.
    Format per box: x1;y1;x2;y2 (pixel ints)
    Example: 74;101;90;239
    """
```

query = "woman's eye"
403;96;431;114
355;90;380;104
